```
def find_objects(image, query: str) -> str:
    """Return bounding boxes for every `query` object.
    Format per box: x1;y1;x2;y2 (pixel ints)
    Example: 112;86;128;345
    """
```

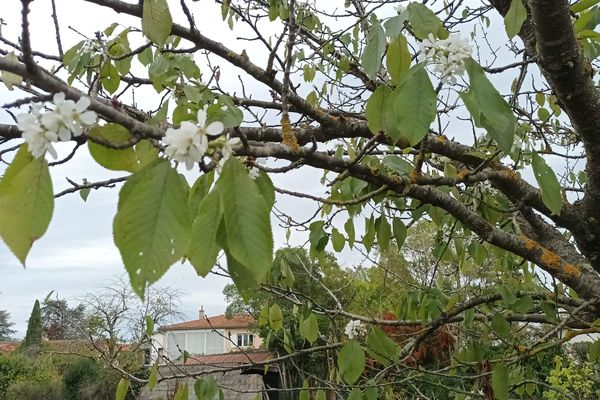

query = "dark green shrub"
5;381;62;400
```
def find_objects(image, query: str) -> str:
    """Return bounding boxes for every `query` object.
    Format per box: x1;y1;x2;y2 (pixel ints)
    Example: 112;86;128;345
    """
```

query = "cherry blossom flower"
417;33;472;84
163;121;209;170
15;93;97;159
344;319;366;340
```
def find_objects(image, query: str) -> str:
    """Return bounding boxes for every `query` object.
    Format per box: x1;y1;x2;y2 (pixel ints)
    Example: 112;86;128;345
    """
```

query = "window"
237;333;254;347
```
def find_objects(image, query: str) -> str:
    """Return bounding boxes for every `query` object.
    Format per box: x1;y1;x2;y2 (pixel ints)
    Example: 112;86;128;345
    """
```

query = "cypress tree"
23;299;42;350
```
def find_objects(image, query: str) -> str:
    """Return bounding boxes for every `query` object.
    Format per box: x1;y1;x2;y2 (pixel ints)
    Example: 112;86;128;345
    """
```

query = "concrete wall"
139;365;267;400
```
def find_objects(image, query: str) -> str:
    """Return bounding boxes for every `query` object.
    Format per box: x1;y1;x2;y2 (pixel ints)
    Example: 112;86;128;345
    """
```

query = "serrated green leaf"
316;389;326;400
366;326;398;366
377;217;391;251
345;218;355;248
391;64;436;145
361;21;386;79
1;52;23;90
331;228;345;252
299;379;310;400
115;378;130;400
269;303;283;331
571;0;600;13
386;34;411;84
392;217;407;248
504;0;527;38
143;0;173;46
101;62;120;94
218;158;273;283
188;171;215;216
461;58;515;154
174;383;188;400
338;340;365;384
0;145;53;265
492;362;509;400
300;313;319;344
366;85;398;137
510;295;533;313
194;376;220;400
254;171;275;210
114;159;191;297
491;313;511;338
188;190;222;277
88;124;138;172
348;389;363;400
531;151;562;215
148;361;158;391
146;315;155;336
407;3;441;39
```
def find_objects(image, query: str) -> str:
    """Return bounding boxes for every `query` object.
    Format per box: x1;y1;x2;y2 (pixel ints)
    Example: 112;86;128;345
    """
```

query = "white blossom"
163;121;209;170
344;319;366;340
248;157;266;180
15;92;97;159
221;135;240;162
197;106;224;137
417;33;472;84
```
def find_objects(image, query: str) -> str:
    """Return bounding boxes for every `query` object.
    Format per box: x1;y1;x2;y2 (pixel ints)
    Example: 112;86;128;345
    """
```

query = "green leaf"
88;124;138;172
331;228;345;252
100;62;120;94
0;145;54;265
492;362;509;400
142;0;173;46
300;313;319;344
1;52;23;90
254;171;275;210
174;383;188;400
347;388;363;400
531;151;563;215
491;313;511;338
113;159;191;297
407;3;441;39
504;0;527;39
589;340;600;362
391;64;436;145
218;158;273;283
188;190;222;277
510;295;533;313
269;304;283;331
299;379;310;400
361;21;386;79
309;220;329;257
345;218;355;248
366;326;399;366
571;0;600;13
499;284;517;305
377;217;391;252
148;362;159;391
115;378;130;400
392;218;407;248
338;340;365;384
366;85;399;137
386;34;411;84
146;315;155;336
188;171;215;216
194;376;220;400
316;389;326;400
461;58;516;154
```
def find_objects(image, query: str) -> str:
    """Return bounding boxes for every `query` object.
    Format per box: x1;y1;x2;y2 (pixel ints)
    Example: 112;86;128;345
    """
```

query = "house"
150;307;263;363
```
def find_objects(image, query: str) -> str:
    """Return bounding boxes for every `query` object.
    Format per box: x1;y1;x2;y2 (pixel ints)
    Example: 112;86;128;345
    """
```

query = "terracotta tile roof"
185;351;272;366
160;314;256;331
0;341;19;354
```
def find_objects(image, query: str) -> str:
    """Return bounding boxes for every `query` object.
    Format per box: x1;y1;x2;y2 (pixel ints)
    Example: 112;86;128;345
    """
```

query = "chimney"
199;305;205;320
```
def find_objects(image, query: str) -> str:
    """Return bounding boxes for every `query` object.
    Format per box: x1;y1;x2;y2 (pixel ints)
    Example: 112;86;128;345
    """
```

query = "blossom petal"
205;121;224;136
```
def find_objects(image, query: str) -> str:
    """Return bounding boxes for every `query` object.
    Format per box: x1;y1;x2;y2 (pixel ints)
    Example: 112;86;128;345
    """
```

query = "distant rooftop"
160;314;256;331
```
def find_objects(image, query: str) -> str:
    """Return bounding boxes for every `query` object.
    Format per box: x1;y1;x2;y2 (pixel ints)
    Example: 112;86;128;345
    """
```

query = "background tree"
41;297;89;340
2;0;600;398
0;310;16;341
22;300;42;351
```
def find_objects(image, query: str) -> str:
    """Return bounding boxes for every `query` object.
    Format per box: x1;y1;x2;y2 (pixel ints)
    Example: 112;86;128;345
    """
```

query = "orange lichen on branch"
499;169;519;180
563;263;582;278
520;235;539;251
281;114;300;152
540;249;562;270
435;135;448;143
457;169;470;180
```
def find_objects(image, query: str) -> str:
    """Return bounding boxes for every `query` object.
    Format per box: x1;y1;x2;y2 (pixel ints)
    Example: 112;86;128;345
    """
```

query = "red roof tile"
0;342;19;354
161;314;256;331
185;351;272;366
